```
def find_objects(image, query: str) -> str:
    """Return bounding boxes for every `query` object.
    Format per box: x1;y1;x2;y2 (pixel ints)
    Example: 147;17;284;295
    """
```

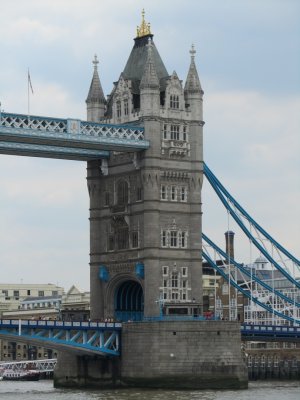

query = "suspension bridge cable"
203;163;300;268
202;233;300;308
203;164;300;290
202;250;300;324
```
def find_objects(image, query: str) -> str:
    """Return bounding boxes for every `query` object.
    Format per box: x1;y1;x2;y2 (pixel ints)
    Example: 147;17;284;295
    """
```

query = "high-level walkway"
0;112;149;160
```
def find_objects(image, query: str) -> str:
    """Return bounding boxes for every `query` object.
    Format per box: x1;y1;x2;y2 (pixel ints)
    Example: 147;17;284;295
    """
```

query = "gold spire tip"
136;9;152;38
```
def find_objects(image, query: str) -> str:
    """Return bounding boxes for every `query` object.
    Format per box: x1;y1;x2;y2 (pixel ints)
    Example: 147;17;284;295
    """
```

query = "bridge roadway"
0;319;122;356
1;319;300;359
0;112;149;160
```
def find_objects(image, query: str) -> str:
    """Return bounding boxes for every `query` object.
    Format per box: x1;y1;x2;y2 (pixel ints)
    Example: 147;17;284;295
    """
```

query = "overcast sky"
0;0;299;292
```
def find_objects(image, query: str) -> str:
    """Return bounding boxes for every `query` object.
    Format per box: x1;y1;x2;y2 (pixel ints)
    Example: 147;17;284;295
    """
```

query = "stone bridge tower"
86;12;204;320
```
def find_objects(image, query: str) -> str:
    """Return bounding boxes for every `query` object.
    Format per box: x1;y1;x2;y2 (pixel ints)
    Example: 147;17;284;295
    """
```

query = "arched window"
117;180;129;205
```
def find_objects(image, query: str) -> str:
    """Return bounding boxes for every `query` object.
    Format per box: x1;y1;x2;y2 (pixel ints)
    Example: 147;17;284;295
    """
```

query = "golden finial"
136;9;152;38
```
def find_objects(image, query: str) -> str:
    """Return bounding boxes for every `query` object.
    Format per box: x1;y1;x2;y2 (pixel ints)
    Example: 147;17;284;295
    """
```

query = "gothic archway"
114;280;144;322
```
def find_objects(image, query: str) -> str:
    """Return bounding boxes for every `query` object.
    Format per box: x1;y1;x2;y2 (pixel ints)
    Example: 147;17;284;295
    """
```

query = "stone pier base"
54;321;248;389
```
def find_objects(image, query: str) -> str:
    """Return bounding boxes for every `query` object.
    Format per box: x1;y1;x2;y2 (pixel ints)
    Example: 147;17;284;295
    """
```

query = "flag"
28;69;34;94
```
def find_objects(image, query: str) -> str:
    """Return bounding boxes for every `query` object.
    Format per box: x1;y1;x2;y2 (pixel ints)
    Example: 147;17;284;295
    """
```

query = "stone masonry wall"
121;320;248;389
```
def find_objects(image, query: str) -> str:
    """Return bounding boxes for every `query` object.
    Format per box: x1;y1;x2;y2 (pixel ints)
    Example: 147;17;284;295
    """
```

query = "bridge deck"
0;112;149;160
0;319;122;356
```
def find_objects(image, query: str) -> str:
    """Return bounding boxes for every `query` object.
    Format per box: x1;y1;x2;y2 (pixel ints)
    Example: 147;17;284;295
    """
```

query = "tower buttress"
86;55;106;122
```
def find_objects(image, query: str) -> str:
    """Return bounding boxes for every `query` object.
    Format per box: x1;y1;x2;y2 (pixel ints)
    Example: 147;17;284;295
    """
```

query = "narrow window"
181;231;186;248
124;99;129;115
171;186;177;201
105;192;110;206
180;186;187;202
162;266;168;275
163;279;168;288
171;273;178;288
182;267;187;277
170;125;180;140
117;227;129;249
163;124;167;140
116;101;121;117
170;231;178;247
117;180;128;205
174;95;179;109
170;95;179;109
131;231;139;248
161;185;167;200
162;230;167;247
183;126;187;141
108;234;115;251
136;187;142;201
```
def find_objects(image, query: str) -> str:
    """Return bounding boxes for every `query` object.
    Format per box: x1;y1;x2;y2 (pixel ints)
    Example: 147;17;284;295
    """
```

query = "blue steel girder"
0;140;109;161
0;112;149;159
241;323;300;341
0;319;122;356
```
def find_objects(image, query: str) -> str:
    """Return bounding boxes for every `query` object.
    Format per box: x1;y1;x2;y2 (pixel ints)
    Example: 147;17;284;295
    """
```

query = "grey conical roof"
86;58;106;104
140;40;159;89
123;34;169;93
184;46;202;94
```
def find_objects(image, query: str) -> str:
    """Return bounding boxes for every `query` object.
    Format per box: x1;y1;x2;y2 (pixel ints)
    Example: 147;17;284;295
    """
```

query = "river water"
0;380;300;400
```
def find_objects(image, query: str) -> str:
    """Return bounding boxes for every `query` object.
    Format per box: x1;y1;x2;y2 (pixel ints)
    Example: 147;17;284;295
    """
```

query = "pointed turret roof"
140;39;159;89
184;45;203;94
86;55;106;104
122;11;168;93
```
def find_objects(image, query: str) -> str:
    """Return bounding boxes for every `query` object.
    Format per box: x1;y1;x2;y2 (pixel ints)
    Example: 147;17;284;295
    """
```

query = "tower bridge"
0;11;298;390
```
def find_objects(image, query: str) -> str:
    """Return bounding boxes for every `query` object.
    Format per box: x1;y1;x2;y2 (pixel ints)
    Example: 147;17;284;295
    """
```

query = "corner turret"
86;55;106;122
184;45;203;121
140;39;160;116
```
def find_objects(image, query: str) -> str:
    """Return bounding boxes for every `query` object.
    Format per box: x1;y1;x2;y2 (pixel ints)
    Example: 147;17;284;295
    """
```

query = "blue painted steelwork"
203;163;300;288
241;323;300;340
0;112;149;160
135;262;145;279
99;265;110;282
0;319;122;356
204;163;300;268
0;140;109;160
202;233;300;309
114;281;144;321
202;249;300;324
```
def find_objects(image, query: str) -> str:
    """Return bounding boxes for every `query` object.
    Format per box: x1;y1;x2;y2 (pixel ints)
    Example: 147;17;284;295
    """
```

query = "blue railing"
241;323;300;339
0;319;122;356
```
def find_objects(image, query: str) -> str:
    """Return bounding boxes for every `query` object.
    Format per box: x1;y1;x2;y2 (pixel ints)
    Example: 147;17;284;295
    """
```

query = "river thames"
0;380;299;400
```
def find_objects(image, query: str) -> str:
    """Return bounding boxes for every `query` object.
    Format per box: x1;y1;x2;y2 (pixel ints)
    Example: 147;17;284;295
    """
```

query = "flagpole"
27;68;30;118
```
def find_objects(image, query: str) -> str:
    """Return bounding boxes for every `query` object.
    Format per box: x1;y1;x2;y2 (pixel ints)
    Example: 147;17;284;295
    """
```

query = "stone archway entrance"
114;280;144;322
